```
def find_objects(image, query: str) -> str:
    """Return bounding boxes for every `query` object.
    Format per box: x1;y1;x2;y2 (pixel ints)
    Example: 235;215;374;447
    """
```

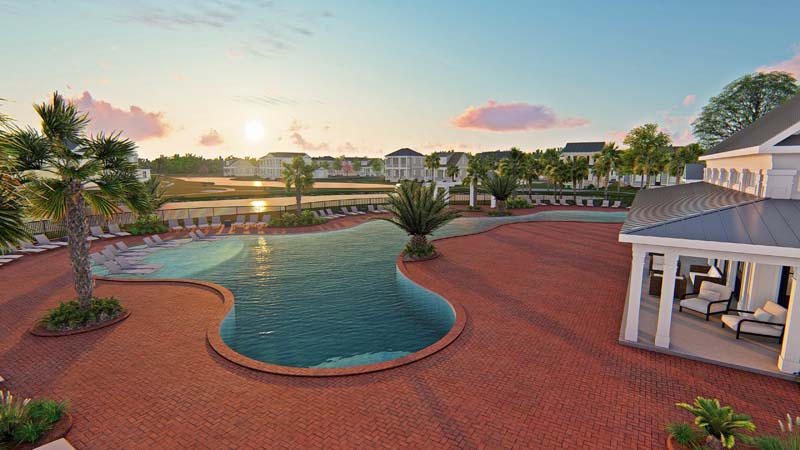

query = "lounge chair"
167;219;184;231
90;226;116;239
90;253;107;265
34;234;68;247
611;200;622;208
585;199;593;207
210;216;222;228
325;208;344;218
116;256;160;270
533;198;544;206
19;240;58;251
152;234;182;246
105;244;148;258
108;224;131;236
86;235;99;242
679;281;733;321
196;230;220;240
377;205;390;213
232;215;246;229
0;254;23;260
189;231;209;243
197;217;210;229
258;215;270;227
688;264;724;293
601;200;610;208
103;261;156;275
246;214;259;228
340;207;357;216
115;242;156;254
721;301;787;340
312;211;325;221
182;218;197;230
349;206;366;215
367;205;381;214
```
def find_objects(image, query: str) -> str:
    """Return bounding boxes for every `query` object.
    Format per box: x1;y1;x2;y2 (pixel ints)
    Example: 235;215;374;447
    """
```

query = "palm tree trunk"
409;234;429;253
528;179;533;199
497;200;507;214
604;173;610;199
295;186;302;215
573;178;577;202
66;190;93;308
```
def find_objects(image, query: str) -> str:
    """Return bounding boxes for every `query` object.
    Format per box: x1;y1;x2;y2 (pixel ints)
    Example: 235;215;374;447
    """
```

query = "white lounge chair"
19;240;58;251
585;199;593;207
367;205;381;214
167;219;184;231
326;208;345;218
210;216;222;228
182;218;197;230
246;214;259;228
340;207;357;216
611;200;622;208
152;234;182;246
116;256;160;270
196;230;220;240
107;224;131;236
103;261;156;275
232;215;246;229
90;253;107;265
312;211;325;221
115;242;156;254
90;226;116;239
679;282;733;321
721;301;787;340
601;200;610;208
197;217;210;229
258;215;270;227
34;234;68;247
0;254;23;260
105;244;148;258
349;206;366;215
533;198;544;206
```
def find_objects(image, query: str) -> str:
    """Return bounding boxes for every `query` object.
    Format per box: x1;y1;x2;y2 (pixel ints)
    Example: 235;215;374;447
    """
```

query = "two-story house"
258;152;312;180
384;148;425;182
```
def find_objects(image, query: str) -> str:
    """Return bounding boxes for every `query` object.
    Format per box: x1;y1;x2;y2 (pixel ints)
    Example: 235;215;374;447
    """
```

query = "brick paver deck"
1;221;797;449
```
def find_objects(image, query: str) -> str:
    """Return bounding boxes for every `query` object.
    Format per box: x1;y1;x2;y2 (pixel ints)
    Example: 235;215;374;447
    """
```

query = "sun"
245;120;265;141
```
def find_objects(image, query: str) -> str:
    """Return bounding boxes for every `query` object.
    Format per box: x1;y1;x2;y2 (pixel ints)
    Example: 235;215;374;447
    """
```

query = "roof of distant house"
705;92;800;156
433;151;467;165
260;152;309;159
224;158;255;167
561;142;605;154
386;148;423;157
312;156;336;161
477;150;512;160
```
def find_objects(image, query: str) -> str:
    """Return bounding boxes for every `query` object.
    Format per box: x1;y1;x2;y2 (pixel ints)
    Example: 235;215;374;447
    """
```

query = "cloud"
682;94;696;107
604;130;628;145
72;91;170;141
337;142;357;152
451;101;589;132
757;49;800;78
233;93;304;107
199;129;224;146
290;131;328;151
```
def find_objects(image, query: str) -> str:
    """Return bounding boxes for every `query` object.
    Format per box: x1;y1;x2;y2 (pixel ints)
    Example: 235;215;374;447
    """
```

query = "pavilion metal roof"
562;142;605;154
621;182;800;250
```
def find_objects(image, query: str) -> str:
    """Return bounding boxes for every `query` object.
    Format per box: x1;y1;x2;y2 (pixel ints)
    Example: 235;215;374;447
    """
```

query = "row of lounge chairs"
313;205;388;221
166;206;390;231
90;232;218;275
528;197;624;208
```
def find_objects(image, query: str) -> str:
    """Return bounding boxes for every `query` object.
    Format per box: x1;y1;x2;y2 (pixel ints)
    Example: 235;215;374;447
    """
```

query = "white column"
490;196;497;209
741;263;781;311
655;251;679;348
623;245;647;342
779;268;800;374
443;186;450;204
469;184;475;207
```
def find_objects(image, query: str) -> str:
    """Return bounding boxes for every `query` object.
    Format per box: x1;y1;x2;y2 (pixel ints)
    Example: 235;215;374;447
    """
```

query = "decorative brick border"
30;310;131;337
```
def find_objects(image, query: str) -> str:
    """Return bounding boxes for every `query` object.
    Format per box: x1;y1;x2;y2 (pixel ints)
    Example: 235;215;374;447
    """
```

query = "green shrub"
0;392;67;446
667;422;704;447
127;215;168;235
676;397;756;449
39;297;124;331
466;205;482;212
403;242;436;258
754;414;800;450
269;210;325;228
488;210;512;216
506;197;531;209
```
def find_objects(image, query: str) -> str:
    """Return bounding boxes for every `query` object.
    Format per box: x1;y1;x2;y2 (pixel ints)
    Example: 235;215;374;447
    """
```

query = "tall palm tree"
566;156;590;202
594;143;622;199
424;153;440;181
0;92;147;308
483;171;517;214
462;153;490;207
668;143;705;184
0;105;30;252
498;147;525;196
381;181;459;257
541;148;562;195
520;151;542;199
282;156;315;215
445;164;459;181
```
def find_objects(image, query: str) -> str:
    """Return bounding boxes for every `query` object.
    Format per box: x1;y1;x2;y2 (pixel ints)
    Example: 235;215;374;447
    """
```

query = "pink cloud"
682;94;696;107
290;132;328;151
604;130;628;145
451;101;589;132
199;129;224;146
72;91;170;140
758;49;800;78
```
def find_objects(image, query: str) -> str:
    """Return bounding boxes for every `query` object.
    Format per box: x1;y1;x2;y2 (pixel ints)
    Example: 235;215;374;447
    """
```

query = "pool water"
94;210;626;368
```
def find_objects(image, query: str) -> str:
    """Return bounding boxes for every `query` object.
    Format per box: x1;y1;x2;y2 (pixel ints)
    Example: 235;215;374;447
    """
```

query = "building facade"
223;158;257;177
560;141;606;185
257;152;312;180
384;148;425;182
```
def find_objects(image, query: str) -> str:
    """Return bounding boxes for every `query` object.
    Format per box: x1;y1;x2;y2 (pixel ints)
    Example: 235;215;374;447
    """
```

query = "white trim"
763;120;800;148
619;234;800;263
700;146;760;161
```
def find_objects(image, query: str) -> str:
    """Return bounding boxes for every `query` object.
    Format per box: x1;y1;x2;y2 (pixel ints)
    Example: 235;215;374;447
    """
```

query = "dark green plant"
269;210;323;228
677;397;756;449
381;181;459;257
482;172;517;213
488;210;512;217
282;156;315;215
0;392;66;446
403;242;435;258
753;414;800;450
127;215;168;235
466;205;481;212
506;197;531;209
667;422;705;447
39;297;124;331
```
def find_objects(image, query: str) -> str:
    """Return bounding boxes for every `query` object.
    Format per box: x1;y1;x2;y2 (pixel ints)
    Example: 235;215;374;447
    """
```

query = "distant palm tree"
593;143;622;199
498;147;525;196
483;171;517;213
566;156;590;202
668;143;704;184
282;156;315;214
546;159;570;200
541;148;562;194
0;92;147;308
381;181;459;257
141;176;169;216
520;151;542;199
424;153;441;181
445;164;460;181
462;153;491;207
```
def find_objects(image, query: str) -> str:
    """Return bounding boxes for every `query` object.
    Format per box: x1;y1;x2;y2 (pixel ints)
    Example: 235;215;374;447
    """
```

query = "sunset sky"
2;0;800;159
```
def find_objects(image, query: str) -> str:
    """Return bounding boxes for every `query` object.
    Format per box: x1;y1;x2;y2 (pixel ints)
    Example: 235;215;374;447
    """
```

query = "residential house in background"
223;158;257;177
384;148;425;182
560;141;606;185
430;151;468;183
619;92;800;376
311;156;335;179
258;152;311;180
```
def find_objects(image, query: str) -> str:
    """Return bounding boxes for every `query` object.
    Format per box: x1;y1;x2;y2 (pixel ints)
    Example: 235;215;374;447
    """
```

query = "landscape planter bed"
8;413;72;450
30;310;131;337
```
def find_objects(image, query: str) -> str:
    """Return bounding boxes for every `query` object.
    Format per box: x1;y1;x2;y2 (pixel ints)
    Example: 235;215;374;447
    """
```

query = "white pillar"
778;268;800;374
469;184;475;207
490;196;496;209
623;245;647;342
741;263;781;311
443;186;450;204
655;251;679;348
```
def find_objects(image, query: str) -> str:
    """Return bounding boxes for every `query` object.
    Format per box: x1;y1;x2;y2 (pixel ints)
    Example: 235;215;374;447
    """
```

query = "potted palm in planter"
381;180;459;260
667;397;756;449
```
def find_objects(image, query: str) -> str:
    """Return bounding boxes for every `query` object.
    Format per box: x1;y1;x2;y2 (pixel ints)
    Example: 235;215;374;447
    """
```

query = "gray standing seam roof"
386;148;423;157
621;182;800;250
705;92;800;156
562;142;605;154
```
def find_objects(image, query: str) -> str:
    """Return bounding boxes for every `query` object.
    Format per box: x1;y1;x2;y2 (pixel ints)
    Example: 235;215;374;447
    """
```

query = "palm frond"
33;91;89;145
84;132;138;173
0;174;30;251
0;126;52;171
380;181;459;236
482;172;517;201
23;177;69;221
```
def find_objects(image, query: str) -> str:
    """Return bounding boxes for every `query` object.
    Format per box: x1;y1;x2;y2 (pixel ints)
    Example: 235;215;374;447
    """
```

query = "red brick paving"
0;222;798;449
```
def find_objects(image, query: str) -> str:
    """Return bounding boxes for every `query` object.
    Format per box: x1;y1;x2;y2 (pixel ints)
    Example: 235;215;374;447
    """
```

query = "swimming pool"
94;210;626;369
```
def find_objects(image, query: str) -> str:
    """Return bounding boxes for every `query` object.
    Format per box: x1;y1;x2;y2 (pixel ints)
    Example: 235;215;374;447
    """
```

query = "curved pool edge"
94;273;468;377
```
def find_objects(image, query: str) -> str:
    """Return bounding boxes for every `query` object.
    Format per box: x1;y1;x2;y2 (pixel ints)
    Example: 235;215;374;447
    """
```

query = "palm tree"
624;123;672;188
483;171;517;214
0;92;146;308
498;147;525;196
381;181;459;257
0;106;30;252
141;176;169;216
545;158;569;200
668;143;704;184
566;156;590;202
462;153;490;207
541;148;562;195
593;143;622;199
424;153;440;181
445;164;459;181
520;151;542;199
282;156;315;215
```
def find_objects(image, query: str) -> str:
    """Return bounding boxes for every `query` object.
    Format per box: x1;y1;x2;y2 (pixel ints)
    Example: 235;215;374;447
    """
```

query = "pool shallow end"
94;271;467;377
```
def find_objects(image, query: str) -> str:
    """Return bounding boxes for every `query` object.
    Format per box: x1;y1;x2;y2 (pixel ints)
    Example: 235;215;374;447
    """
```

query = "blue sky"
1;0;799;159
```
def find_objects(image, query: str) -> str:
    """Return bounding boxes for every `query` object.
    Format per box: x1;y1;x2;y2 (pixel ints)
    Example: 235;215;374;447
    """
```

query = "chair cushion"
698;290;721;303
753;308;773;323
762;301;787;324
680;297;728;314
707;265;722;278
721;314;783;337
698;281;732;300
